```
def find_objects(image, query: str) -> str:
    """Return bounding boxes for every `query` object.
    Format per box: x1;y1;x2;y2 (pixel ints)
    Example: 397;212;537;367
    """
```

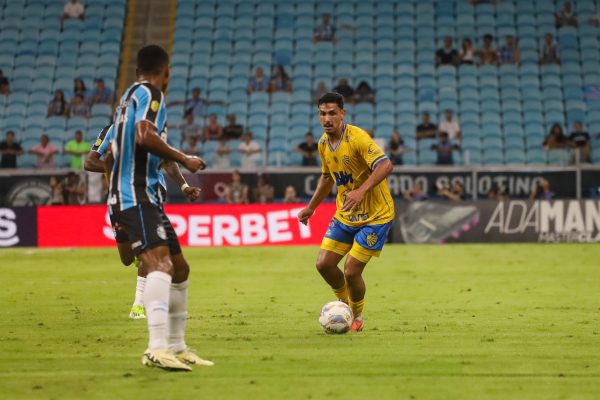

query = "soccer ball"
318;301;353;334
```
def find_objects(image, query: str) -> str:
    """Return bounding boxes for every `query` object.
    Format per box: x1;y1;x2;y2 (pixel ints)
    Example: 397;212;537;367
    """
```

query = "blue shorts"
321;218;393;263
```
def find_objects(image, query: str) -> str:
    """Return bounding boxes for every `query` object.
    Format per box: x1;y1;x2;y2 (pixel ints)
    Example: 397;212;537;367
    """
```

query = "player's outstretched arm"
84;151;106;173
162;159;203;202
298;173;334;225
136;121;203;172
342;159;393;212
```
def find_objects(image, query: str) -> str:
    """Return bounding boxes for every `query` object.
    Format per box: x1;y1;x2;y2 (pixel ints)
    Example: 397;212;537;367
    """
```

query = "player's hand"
297;207;314;225
184;186;201;202
182;155;206;172
342;189;365;212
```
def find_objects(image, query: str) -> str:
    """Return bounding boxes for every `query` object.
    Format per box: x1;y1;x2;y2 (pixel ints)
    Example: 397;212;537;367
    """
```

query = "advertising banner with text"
0;207;38;247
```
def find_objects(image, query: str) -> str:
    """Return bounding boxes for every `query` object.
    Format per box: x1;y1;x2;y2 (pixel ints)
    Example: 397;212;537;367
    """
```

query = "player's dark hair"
318;92;344;110
137;45;169;75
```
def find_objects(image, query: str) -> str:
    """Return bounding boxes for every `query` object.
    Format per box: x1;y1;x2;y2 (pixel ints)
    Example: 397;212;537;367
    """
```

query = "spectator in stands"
247;67;269;94
354;81;375;104
64;130;89;170
416;112;438;140
214;139;231;168
182;136;201;157
203;114;223;140
431;131;461;165
69;94;89;118
0;69;10;95
312;81;328;104
60;0;85;27
29;134;59;168
530;178;555;200
283;185;300;203
387;131;405;165
403;182;428;202
478;34;499;65
539;33;560;65
183;87;221;119
543;123;568;149
73;78;87;98
59;171;86;205
368;129;386;151
498;35;521;65
459;38;476;64
239;132;262;168
222;114;244;140
179;111;203;145
556;1;578;28
438;109;461;141
436;36;459;67
225;170;249;204
49;176;64;204
253;175;274;203
47;90;69;117
295;132;318;166
0;131;23;168
90;79;113;106
438;181;466;202
313;14;337;43
333;78;354;104
568;121;591;163
488;183;509;201
269;65;292;94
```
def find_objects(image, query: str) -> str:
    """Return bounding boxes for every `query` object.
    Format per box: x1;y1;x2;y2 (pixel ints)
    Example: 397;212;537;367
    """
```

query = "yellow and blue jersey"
318;123;395;227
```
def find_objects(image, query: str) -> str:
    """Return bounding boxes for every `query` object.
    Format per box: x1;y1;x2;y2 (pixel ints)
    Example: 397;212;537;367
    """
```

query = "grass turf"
0;244;599;400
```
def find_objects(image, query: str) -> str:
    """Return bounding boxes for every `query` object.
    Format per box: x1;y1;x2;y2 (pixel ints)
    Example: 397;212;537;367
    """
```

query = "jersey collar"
327;123;347;152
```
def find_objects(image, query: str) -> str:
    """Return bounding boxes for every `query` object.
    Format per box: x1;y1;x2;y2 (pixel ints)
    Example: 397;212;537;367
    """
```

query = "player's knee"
343;266;361;282
316;258;333;273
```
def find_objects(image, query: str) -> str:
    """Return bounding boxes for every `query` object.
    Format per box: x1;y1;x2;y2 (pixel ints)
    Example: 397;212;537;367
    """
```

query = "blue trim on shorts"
324;218;392;251
137;204;148;248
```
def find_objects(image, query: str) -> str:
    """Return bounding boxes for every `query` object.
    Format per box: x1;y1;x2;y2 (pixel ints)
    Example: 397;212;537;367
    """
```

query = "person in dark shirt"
0;69;9;95
568;121;591;163
416;112;438;140
438;181;466;202
333;78;354;103
295;132;318;166
387;131;405;165
0;130;23;168
436;36;459;66
431;131;461;165
529;179;555;201
221;114;244;140
543;123;567;149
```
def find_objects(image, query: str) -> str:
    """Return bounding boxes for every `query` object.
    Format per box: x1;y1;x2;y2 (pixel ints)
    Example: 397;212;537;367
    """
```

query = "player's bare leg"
316;249;349;303
344;255;367;332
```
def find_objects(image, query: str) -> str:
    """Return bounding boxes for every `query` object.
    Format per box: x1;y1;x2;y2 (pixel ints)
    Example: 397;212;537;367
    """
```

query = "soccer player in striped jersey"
107;45;208;371
297;93;395;332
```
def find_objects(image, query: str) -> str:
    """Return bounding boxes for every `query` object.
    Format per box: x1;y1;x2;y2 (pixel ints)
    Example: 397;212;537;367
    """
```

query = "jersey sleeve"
91;124;114;155
356;132;389;171
133;84;164;127
318;137;330;174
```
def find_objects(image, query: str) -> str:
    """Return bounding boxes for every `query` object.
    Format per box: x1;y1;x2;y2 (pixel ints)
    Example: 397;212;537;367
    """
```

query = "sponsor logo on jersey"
150;100;160;112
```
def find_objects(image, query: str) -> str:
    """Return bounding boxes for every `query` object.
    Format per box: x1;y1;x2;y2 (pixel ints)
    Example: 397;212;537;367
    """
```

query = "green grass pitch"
1;245;599;400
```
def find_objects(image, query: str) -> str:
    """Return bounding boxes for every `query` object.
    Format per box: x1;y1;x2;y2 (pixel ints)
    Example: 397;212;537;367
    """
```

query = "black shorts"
158;205;181;256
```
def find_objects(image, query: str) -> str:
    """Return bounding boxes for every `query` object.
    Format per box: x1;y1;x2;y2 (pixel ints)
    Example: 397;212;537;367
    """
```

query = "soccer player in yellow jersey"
298;93;394;332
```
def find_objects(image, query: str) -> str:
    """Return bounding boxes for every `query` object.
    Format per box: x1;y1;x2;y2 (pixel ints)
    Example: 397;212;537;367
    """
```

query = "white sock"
133;276;146;306
144;271;172;350
168;280;188;353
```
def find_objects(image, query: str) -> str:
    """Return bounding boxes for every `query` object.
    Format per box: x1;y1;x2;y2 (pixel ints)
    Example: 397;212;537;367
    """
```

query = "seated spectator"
543;123;567;149
353;81;375;104
539;33;560;65
47;90;69;117
568;121;591;163
368;129;386;151
313;14;337;43
498;35;521;65
90;79;113;106
529;179;555;200
182;87;221;120
253;175;275;203
49;176;65;205
269;65;292;94
222;114;244;140
69;94;89;118
29;134;59;168
203;114;223;140
438;181;466;202
214;139;231;168
488;183;509;201
182;136;201;157
312;81;328;104
438;109;461;141
436;36;459;67
73;78;87;98
61;0;85;27
0;69;10;95
460;38;476;64
59;171;86;205
403;182;428;202
556;1;578;28
179;111;203;145
295;132;319;166
247;67;269;94
478;34;499;65
282;185;299;203
333;78;354;104
416;112;438;140
239;132;262;168
387;131;405;165
431;131;461;165
0;130;23;168
64;130;89;170
225;170;249;204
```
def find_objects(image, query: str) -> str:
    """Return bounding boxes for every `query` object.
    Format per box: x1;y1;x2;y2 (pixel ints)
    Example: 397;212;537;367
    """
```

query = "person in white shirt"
239;132;262;169
438;109;461;141
61;0;85;27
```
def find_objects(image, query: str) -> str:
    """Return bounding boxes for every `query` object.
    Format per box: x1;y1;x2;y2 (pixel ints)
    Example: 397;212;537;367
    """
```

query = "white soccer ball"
318;301;353;334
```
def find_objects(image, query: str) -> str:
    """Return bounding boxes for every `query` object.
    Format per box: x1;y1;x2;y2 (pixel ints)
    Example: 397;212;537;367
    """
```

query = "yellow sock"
332;284;349;303
349;298;365;318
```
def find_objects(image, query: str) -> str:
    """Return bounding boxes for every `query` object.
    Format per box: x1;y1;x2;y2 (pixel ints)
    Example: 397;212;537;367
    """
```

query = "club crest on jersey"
156;224;166;240
95;138;102;147
342;155;351;166
366;233;378;247
150;100;160;112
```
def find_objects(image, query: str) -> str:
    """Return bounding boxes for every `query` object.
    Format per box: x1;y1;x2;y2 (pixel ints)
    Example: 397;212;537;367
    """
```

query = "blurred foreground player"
297;93;394;332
